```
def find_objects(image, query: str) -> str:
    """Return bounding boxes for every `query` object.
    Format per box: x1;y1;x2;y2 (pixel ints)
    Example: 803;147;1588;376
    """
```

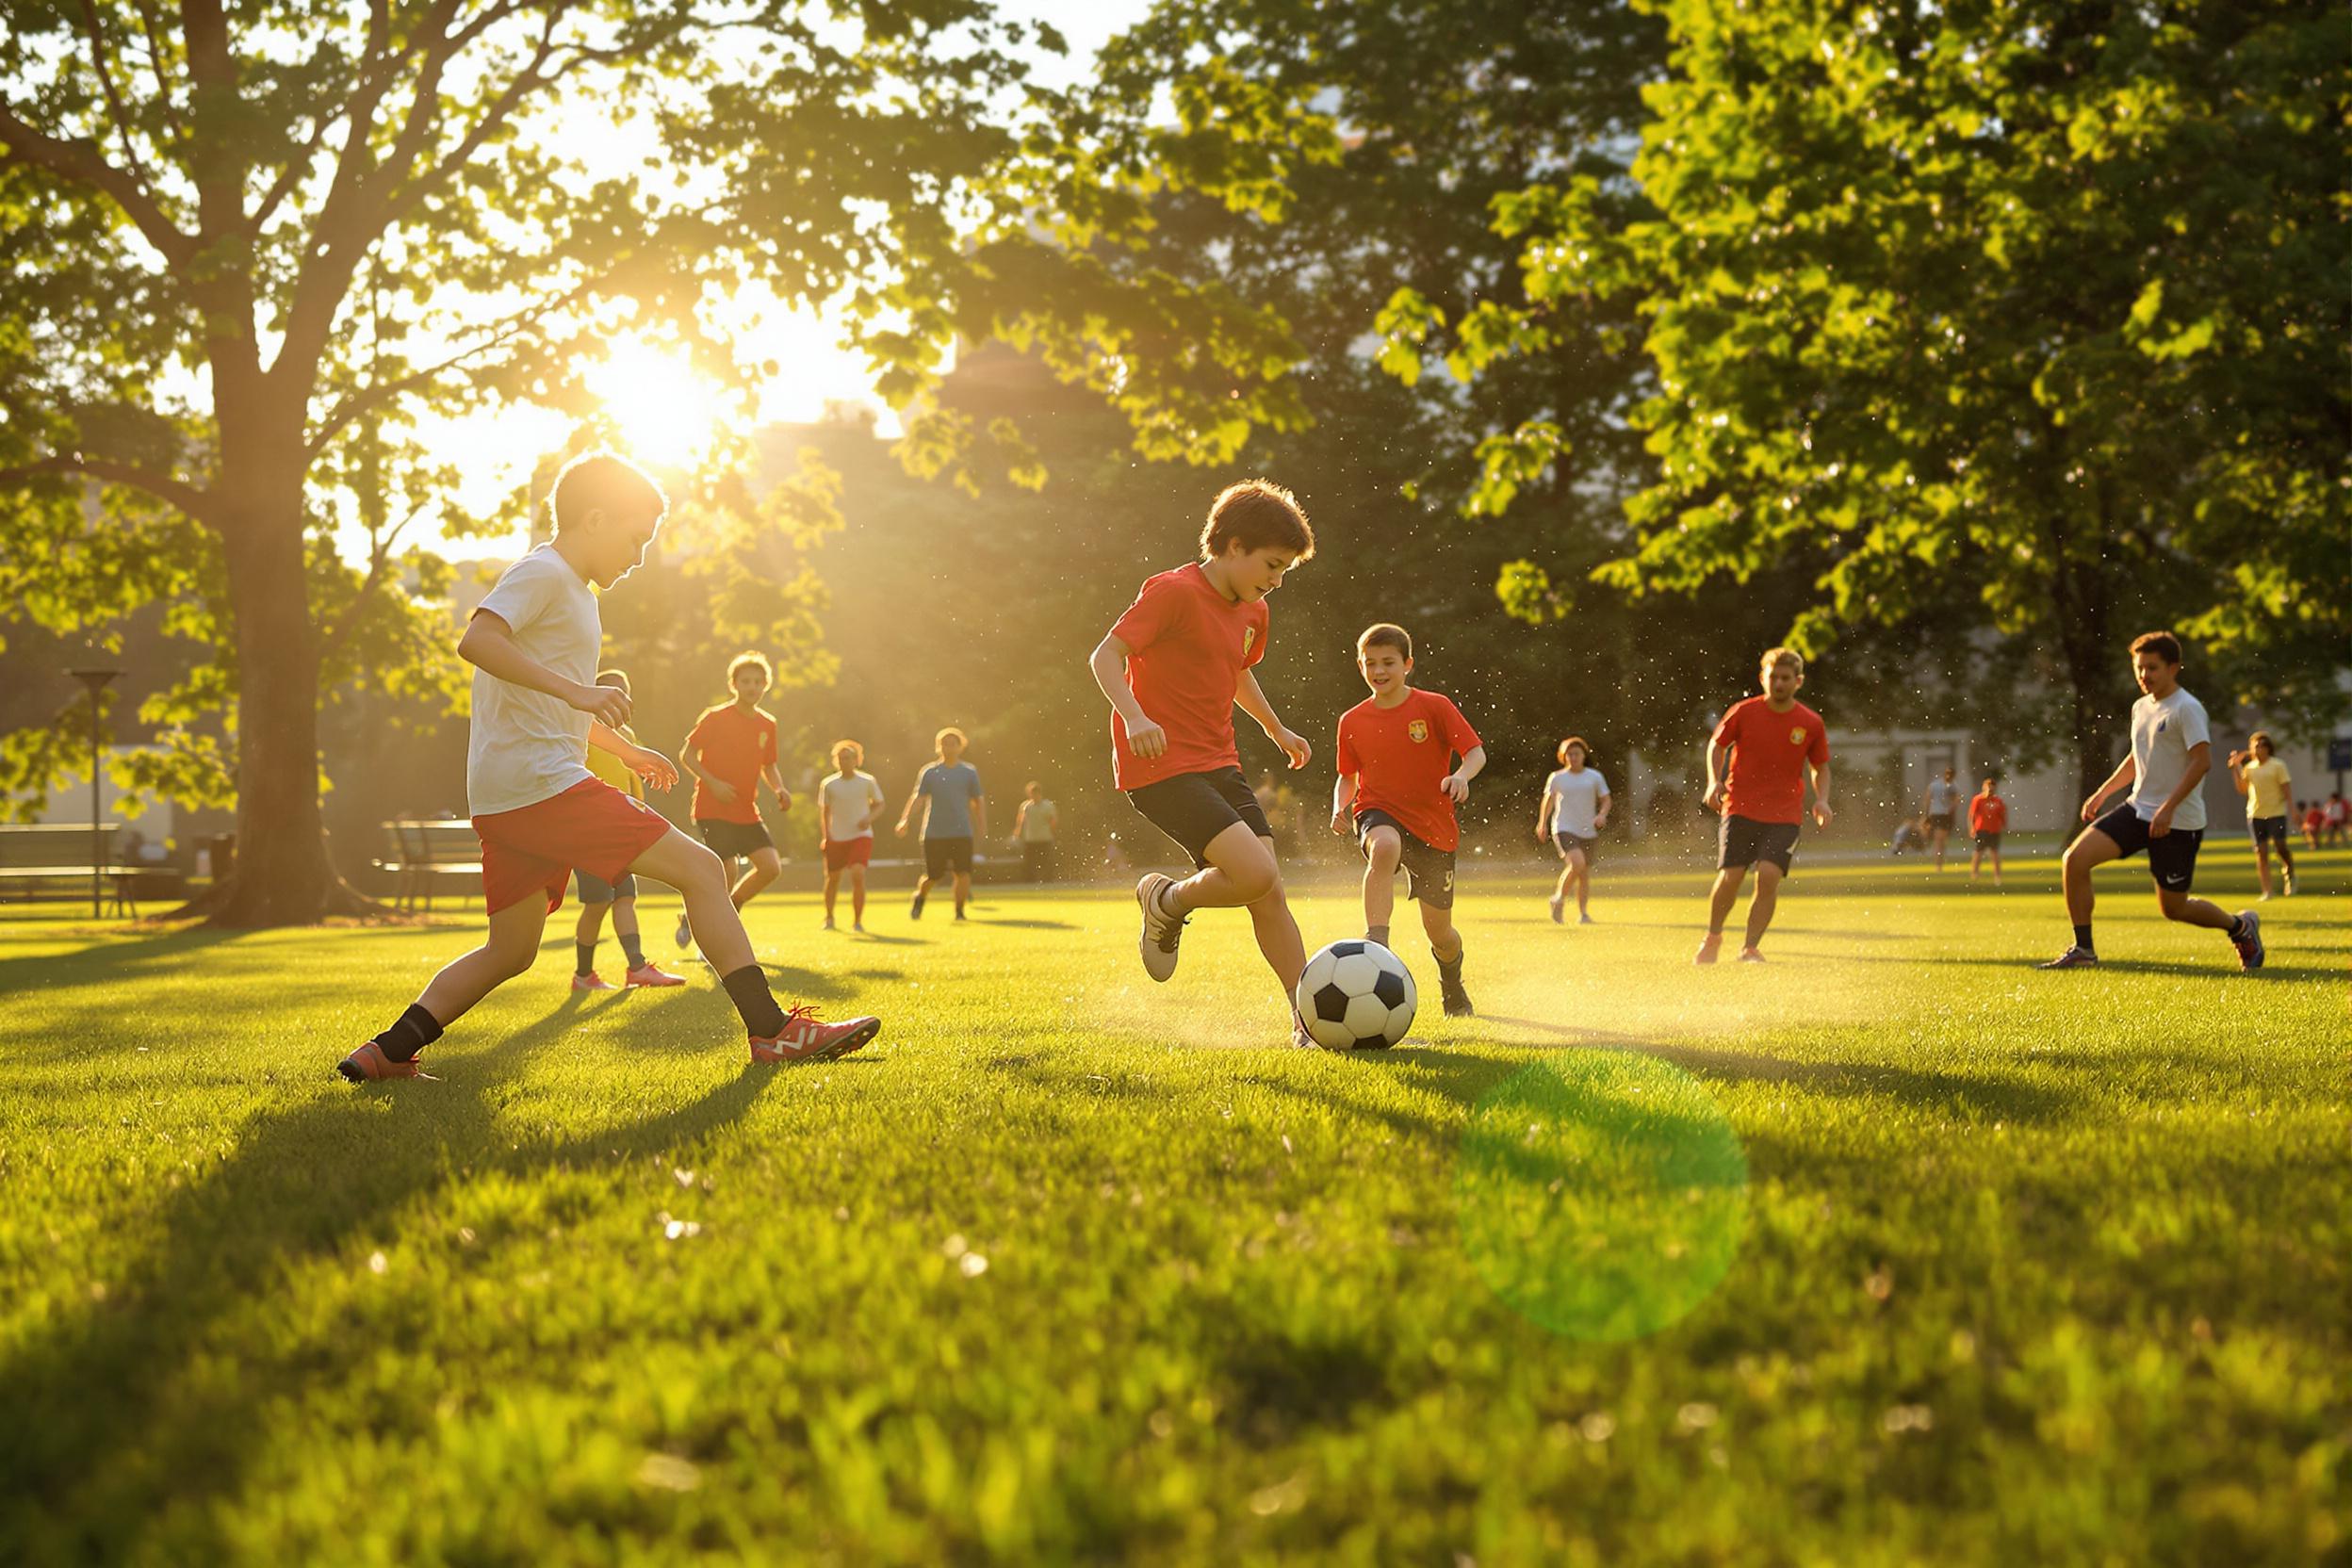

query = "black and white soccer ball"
1295;939;1416;1051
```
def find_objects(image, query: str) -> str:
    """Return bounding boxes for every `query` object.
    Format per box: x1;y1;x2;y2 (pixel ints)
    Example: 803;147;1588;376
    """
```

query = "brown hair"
1558;736;1590;763
1357;623;1412;660
549;450;665;534
727;651;772;686
936;727;967;751
2130;629;2182;664
2248;729;2274;752
1200;480;1315;562
1759;646;1805;676
831;739;862;768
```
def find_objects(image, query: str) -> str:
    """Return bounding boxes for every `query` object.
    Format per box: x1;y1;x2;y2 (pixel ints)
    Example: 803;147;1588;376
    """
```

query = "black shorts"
574;868;638;903
2249;815;2291;850
1928;812;1954;833
1356;809;1458;909
2090;805;2201;891
1972;832;2002;852
697;819;774;860
1719;813;1801;874
1553;830;1596;862
924;837;974;876
1124;765;1273;869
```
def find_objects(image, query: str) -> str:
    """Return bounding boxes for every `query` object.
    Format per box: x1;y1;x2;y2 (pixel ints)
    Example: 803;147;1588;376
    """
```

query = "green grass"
2;845;2345;1566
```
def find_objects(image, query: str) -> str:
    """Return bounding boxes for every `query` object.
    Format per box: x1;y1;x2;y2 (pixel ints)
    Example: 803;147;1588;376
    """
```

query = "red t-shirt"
1969;794;2008;835
1109;564;1270;791
1336;689;1482;852
686;703;776;825
1710;695;1829;825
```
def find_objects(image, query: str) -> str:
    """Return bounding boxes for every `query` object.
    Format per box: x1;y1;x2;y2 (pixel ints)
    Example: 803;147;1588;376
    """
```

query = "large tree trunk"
176;451;387;926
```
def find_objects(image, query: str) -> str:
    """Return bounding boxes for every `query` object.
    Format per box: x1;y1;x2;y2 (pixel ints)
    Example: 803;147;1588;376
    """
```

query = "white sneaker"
1135;873;1186;982
1548;893;1564;924
675;911;694;951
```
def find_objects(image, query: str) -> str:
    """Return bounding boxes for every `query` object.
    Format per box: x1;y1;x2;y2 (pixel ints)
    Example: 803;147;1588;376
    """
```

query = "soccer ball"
1295;939;1416;1051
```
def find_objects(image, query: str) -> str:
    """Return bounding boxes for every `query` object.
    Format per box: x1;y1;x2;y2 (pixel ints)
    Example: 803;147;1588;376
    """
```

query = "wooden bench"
381;820;484;912
0;823;139;913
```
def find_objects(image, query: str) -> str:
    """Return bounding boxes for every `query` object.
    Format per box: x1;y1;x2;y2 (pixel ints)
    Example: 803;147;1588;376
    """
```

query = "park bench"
0;823;143;913
381;820;485;912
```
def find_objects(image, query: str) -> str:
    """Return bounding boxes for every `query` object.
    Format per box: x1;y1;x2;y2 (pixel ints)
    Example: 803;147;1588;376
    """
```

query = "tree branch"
324;497;429;645
0;452;214;523
0;103;194;266
76;0;155;190
128;0;186;139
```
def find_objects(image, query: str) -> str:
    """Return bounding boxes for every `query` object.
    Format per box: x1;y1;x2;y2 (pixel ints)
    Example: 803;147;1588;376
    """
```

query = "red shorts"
822;836;874;873
472;778;673;915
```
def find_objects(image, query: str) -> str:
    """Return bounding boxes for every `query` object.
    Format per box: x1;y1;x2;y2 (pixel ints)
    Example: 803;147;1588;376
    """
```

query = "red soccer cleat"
623;963;687;988
337;1041;434;1082
750;1004;881;1065
572;972;614;992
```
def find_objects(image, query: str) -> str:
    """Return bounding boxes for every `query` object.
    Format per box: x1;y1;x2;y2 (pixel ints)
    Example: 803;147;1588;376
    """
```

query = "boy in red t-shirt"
1330;623;1486;1017
674;651;791;950
1968;776;2008;886
1697;646;1834;963
1087;481;1319;1047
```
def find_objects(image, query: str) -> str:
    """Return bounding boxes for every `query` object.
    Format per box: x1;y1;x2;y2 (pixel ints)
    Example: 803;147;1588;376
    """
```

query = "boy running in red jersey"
339;453;877;1081
1967;776;2008;886
1697;647;1834;964
1330;623;1485;1015
675;652;790;951
1087;481;1319;1048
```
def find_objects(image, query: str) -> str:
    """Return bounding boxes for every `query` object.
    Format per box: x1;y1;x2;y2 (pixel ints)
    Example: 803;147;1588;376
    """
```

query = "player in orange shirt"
1086;481;1318;1048
675;651;792;951
1330;623;1485;1016
1697;647;1834;963
1968;776;2008;886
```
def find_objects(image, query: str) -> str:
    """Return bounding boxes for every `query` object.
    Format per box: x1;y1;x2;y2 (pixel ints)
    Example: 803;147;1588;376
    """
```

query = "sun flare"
583;341;727;470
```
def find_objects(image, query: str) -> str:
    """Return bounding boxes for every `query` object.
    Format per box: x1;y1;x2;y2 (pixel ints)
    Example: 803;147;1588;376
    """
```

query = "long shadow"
970;918;1078;931
0;1005;786;1564
1831;951;2344;982
0;923;250;1003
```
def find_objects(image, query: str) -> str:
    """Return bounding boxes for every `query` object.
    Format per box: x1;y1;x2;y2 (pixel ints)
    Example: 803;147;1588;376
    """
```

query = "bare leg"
822;870;841;922
417;895;551;1025
1933;827;1948;870
2252;841;2274;897
1554;858;1576;904
629;827;755;974
1990;846;2002;885
1420;899;1462;964
612;897;639;943
730;845;781;910
1361;826;1402;933
1570;847;1592;916
1743;862;1784;949
1706;866;1748;937
1969;844;1984;881
849;864;867;923
2061;826;2123;928
574;900;610;945
2156;886;2237;932
1166;822;1283;914
953;870;971;916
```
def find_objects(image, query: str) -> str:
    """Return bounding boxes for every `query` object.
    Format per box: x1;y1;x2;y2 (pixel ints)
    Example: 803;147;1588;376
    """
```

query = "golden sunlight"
584;340;729;469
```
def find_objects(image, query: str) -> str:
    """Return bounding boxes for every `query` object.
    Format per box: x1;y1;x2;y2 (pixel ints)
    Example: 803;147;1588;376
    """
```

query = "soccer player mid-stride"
339;453;880;1081
1697;647;1833;965
1088;480;1319;1049
1538;736;1610;925
2228;729;2297;901
2039;630;2263;972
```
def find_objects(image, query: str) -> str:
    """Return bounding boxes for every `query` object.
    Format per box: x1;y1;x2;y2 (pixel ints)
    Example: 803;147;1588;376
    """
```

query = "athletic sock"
1434;944;1463;977
374;1003;444;1063
619;931;645;968
576;941;596;977
2073;923;2095;952
2226;914;2246;939
1366;923;1390;948
720;964;788;1038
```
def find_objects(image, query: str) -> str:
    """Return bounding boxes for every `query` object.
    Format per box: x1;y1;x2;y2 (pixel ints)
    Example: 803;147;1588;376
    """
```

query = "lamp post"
67;667;121;919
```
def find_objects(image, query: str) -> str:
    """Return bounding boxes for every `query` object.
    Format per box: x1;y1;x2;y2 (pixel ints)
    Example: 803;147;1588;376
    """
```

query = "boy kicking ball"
1330;623;1485;1016
1088;480;1319;1049
338;453;878;1082
2039;630;2262;972
569;667;687;990
1697;646;1833;964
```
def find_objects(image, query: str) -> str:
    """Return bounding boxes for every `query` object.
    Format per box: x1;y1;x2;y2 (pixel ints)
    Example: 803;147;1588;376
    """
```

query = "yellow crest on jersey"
1788;726;1807;745
1408;719;1430;743
1241;626;1257;658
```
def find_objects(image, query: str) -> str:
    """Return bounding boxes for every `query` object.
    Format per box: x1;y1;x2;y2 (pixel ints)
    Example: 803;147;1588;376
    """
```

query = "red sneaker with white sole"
750;1004;881;1064
624;963;687;988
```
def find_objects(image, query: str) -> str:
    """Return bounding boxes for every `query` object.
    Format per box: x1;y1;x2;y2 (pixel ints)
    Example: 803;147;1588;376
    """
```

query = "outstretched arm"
1234;669;1310;769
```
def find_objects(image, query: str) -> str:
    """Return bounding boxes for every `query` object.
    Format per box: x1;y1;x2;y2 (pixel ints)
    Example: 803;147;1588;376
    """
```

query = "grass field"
2;845;2345;1566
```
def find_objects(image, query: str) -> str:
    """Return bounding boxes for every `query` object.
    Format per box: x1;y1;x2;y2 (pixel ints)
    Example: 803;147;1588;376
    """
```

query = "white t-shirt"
1927;777;1956;815
2127;686;2211;831
820;772;886;841
466;545;599;816
1020;799;1058;842
1545;767;1609;838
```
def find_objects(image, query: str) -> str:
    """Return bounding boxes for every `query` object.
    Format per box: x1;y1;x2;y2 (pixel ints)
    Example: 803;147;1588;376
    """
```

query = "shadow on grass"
0;1004;786;1564
1831;951;2343;982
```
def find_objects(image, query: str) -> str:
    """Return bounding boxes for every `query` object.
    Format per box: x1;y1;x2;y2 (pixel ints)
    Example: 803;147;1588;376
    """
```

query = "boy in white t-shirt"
2040;630;2262;971
818;739;887;932
1536;737;1610;924
339;452;882;1080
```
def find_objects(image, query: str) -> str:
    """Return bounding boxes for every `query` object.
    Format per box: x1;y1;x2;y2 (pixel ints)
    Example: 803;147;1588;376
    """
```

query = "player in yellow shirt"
573;670;688;988
2228;730;2296;900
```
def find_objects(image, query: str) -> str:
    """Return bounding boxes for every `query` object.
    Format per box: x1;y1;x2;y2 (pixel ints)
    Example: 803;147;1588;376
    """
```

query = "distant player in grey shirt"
1537;737;1611;925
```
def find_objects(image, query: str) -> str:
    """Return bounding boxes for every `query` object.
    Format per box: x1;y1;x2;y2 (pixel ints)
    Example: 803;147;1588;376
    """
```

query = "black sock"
721;964;788;1038
1366;923;1390;948
576;940;596;977
374;1003;443;1063
619;930;645;968
2227;914;2246;939
1435;944;1464;976
2073;923;2094;952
